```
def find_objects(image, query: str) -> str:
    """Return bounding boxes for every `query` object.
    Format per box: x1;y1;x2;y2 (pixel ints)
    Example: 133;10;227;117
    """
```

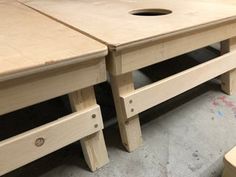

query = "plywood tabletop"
0;0;107;81
197;0;236;4
21;0;236;51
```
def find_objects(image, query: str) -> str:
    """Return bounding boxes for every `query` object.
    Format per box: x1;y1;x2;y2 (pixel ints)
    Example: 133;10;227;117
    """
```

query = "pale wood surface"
110;73;142;152
225;146;236;166
69;87;109;171
21;0;236;50
198;0;236;4
121;51;236;118
221;38;236;95
0;0;107;81
0;105;103;176
0;58;106;115
111;21;236;75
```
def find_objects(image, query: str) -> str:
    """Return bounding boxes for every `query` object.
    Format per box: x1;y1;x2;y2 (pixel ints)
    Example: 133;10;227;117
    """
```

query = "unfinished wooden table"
22;0;236;152
0;1;109;175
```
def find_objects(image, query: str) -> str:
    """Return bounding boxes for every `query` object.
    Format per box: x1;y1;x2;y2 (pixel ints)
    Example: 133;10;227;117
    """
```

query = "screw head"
92;114;96;118
131;108;134;112
94;124;98;128
35;138;45;147
129;100;133;104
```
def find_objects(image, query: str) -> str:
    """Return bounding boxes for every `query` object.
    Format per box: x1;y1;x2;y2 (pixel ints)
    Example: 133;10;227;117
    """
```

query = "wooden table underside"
108;30;236;152
0;1;109;175
21;0;236;152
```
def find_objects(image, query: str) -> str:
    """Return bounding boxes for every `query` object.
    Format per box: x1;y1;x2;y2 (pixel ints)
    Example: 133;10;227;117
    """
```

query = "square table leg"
221;38;236;95
222;146;236;177
69;87;109;171
110;73;143;152
222;165;235;177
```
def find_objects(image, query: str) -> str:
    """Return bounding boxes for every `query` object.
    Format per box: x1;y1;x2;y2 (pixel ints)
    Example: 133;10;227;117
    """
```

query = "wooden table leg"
110;73;143;152
221;38;236;95
222;165;235;177
222;146;236;177
69;87;109;171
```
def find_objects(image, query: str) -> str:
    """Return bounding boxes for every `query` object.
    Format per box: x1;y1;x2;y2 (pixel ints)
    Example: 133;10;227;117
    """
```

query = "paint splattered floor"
2;46;236;177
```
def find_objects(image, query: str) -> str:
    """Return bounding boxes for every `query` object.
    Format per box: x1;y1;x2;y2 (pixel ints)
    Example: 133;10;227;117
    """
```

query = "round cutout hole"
130;8;172;16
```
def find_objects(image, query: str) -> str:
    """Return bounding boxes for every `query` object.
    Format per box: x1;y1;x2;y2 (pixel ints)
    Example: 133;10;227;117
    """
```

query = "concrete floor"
2;47;236;177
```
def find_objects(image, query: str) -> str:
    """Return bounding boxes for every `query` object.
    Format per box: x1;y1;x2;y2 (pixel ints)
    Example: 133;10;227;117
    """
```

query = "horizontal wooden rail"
0;105;103;176
121;51;236;118
0;58;106;116
109;21;236;75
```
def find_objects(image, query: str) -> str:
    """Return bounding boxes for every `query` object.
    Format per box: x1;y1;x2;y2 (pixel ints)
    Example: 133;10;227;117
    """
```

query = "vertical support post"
69;87;109;171
110;73;143;152
221;38;236;95
222;165;235;177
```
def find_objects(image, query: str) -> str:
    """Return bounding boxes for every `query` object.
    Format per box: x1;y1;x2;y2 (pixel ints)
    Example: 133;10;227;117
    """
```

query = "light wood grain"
69;87;109;171
110;73;142;152
21;0;236;50
0;1;109;174
22;0;236;153
0;0;107;81
0;58;106;115
197;0;236;4
0;105;103;176
221;38;236;95
121;51;236;118
109;21;236;75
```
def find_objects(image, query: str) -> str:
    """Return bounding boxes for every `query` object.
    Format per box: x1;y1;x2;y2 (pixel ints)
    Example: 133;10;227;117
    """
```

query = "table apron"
108;21;236;75
0;58;106;115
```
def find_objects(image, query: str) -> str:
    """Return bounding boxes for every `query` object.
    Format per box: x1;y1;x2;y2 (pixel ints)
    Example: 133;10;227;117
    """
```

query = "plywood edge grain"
0;50;107;82
113;18;236;51
0;1;108;82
